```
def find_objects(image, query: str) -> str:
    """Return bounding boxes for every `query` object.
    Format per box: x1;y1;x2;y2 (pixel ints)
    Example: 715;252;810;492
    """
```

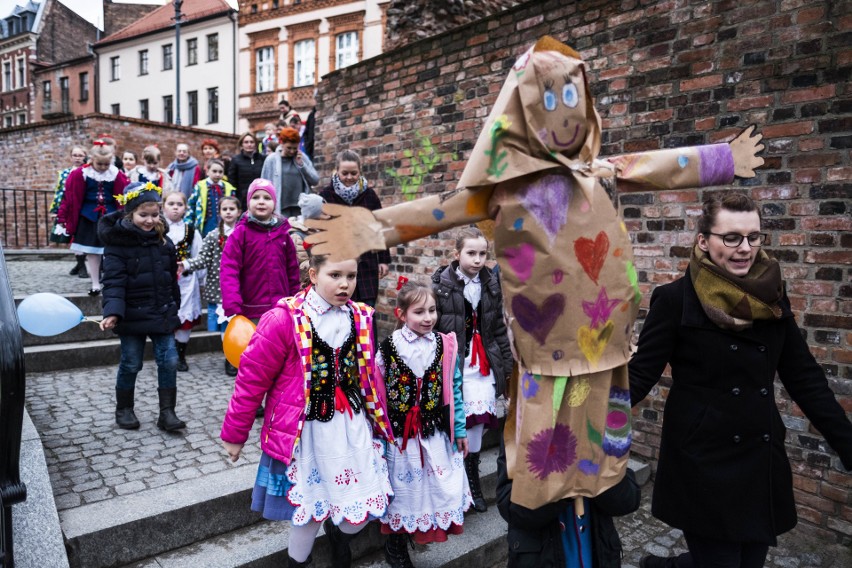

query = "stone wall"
315;0;852;543
0;113;239;248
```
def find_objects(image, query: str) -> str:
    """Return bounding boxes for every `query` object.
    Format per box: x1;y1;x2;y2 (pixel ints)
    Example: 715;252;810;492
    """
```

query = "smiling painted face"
529;53;588;156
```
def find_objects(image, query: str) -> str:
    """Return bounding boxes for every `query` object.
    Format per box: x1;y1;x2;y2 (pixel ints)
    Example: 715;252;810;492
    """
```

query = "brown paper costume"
307;36;764;508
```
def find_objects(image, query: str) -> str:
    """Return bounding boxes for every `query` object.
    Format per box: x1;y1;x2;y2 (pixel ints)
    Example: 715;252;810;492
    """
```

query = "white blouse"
303;287;351;349
377;325;437;378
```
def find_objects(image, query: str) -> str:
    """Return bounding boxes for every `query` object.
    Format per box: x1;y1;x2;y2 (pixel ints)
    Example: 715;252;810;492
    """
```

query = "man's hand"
378;263;389;279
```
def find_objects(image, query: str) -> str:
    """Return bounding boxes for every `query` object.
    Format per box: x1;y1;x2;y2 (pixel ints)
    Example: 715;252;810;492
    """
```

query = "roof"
96;0;234;46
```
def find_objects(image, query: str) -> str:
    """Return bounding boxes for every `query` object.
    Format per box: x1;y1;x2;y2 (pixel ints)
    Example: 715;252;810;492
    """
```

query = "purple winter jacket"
220;214;301;319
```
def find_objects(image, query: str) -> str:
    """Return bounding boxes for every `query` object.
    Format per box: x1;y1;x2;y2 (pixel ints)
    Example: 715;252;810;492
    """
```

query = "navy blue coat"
629;272;852;545
99;211;181;336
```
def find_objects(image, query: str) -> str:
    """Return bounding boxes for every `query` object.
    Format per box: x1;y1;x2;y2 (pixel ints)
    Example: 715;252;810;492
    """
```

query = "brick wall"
0;113;239;248
315;0;852;543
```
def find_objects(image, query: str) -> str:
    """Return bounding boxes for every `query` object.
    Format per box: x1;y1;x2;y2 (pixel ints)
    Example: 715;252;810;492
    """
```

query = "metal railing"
0;241;28;567
0;189;53;249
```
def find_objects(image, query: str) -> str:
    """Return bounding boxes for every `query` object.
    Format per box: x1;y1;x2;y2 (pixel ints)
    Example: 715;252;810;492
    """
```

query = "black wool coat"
227;150;265;210
99;211;181;336
496;436;640;568
629;271;852;545
431;262;513;397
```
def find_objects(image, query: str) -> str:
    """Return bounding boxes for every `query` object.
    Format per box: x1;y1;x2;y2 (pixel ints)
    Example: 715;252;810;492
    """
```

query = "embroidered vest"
173;224;195;261
305;314;364;422
81;176;117;221
380;337;446;440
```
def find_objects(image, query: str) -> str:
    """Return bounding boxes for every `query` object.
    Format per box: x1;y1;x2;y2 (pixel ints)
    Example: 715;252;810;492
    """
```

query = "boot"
324;518;355;568
69;254;85;276
225;359;238;377
156;387;186;431
115;388;140;430
384;534;414;568
464;452;488;512
175;340;189;372
287;555;312;568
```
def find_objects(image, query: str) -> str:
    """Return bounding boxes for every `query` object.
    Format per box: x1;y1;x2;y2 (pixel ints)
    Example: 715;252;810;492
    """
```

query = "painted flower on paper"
526;423;577;480
578;459;599;475
602;386;632;458
521;372;540;399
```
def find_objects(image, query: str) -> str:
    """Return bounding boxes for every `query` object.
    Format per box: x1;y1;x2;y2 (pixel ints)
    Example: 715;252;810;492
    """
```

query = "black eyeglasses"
706;232;767;248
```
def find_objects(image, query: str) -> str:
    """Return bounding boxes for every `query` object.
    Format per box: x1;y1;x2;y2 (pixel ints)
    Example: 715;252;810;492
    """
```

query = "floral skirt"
462;360;498;430
251;410;392;525
380;432;472;543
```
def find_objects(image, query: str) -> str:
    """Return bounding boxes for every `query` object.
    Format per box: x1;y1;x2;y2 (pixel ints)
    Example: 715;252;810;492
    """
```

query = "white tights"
174;328;191;343
467;423;484;453
86;254;101;291
288;519;363;562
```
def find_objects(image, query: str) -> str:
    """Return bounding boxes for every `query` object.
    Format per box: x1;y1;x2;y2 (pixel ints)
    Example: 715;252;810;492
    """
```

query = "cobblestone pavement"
10;257;852;565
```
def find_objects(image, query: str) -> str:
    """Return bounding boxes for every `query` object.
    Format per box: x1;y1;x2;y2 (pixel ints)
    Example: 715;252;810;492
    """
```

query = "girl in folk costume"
121;151;137;176
50;145;89;277
185;158;236;237
56;140;130;296
183;195;242;376
375;281;472;568
130;145;174;191
431;227;513;513
304;35;764;509
163;191;203;372
221;255;395;568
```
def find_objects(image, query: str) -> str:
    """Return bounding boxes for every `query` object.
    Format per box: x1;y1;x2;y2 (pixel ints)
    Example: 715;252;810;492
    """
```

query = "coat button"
512;541;519;550
758;346;766;352
760;388;769;396
763;434;770;442
733;435;741;443
730;344;738;351
732;387;741;396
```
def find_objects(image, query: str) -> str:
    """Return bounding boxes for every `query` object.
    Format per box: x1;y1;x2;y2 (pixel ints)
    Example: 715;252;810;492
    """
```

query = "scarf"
168;157;199;196
248;214;280;227
332;173;368;205
689;244;784;330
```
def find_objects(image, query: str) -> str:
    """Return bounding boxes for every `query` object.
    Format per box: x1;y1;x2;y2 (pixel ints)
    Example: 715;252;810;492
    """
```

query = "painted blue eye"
562;83;579;108
543;89;557;111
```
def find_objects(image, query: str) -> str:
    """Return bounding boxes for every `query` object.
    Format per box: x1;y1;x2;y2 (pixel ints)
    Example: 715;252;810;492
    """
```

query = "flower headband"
115;182;162;206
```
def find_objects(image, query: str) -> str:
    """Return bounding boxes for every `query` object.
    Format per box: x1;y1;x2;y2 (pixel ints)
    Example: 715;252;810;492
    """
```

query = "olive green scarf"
689;245;784;330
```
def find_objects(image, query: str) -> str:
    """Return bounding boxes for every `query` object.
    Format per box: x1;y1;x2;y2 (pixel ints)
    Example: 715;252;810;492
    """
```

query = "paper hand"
304;203;387;263
729;125;765;179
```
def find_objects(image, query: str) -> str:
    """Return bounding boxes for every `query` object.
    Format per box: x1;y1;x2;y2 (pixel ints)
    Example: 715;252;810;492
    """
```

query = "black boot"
384;534;414;568
69;254;85;276
175;340;189;372
115;388;140;430
464;452;487;512
287;555;312;567
225;359;238;377
324;518;356;568
156;387;186;431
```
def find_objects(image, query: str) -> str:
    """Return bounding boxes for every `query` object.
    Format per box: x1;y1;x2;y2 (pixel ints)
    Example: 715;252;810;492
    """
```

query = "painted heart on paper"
577;320;614;366
574;231;610;285
504;242;535;283
519;174;572;246
512;293;566;345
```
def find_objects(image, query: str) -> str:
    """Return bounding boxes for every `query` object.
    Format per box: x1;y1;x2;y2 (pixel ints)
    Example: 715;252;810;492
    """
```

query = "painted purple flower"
578;459;599;475
526;423;577;480
602;386;632;458
521;372;540;399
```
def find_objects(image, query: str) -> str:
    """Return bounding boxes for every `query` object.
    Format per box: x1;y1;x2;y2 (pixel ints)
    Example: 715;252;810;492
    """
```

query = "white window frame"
294;39;315;87
139;49;148;75
255;46;274;93
110;56;120;81
336;31;358;70
3;62;11;92
187;38;198;66
15;57;25;88
207;33;218;62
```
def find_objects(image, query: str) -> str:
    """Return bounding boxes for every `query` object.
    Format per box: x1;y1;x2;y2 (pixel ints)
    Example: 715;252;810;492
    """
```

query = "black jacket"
99;211;181;336
227;150;265;210
432;262;513;397
496;436;640;568
629;272;852;545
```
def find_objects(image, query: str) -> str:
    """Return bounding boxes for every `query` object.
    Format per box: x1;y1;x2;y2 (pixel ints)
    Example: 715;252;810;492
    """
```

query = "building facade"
236;0;391;133
0;1;43;128
95;0;238;133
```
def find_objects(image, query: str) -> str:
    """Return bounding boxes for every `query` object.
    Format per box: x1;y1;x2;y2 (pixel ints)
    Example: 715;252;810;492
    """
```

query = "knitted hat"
247;178;277;209
298;193;324;219
116;181;162;213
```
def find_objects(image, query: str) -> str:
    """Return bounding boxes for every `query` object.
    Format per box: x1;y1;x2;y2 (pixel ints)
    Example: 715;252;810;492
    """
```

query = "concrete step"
115;446;502;568
25;331;223;372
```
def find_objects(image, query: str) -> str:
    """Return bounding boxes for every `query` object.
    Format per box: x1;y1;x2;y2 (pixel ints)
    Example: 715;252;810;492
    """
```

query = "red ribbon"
334;386;354;419
470;312;490;376
400;378;426;466
396;275;409;290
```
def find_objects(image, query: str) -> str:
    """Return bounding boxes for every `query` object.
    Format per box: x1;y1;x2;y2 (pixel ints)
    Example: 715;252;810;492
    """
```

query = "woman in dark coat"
630;193;852;568
227;132;265;210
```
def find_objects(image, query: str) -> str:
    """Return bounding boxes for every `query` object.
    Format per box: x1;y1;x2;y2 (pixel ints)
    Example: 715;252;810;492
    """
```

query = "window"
42;80;51;105
16;57;24;87
294;39;315;87
140;99;149;120
255;46;274;92
59;77;69;113
17;113;25;125
272;0;279;7
207;33;218;62
3;62;11;91
79;72;89;101
187;90;198;125
187;38;198;66
163;95;173;123
110;56;120;81
207;87;218;124
111;103;120;115
336;32;358;70
163;44;173;70
4;116;12;128
139;49;148;75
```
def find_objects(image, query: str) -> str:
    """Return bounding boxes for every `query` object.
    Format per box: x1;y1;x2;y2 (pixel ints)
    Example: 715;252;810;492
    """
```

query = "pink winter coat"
220;294;393;464
220;214;301;319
